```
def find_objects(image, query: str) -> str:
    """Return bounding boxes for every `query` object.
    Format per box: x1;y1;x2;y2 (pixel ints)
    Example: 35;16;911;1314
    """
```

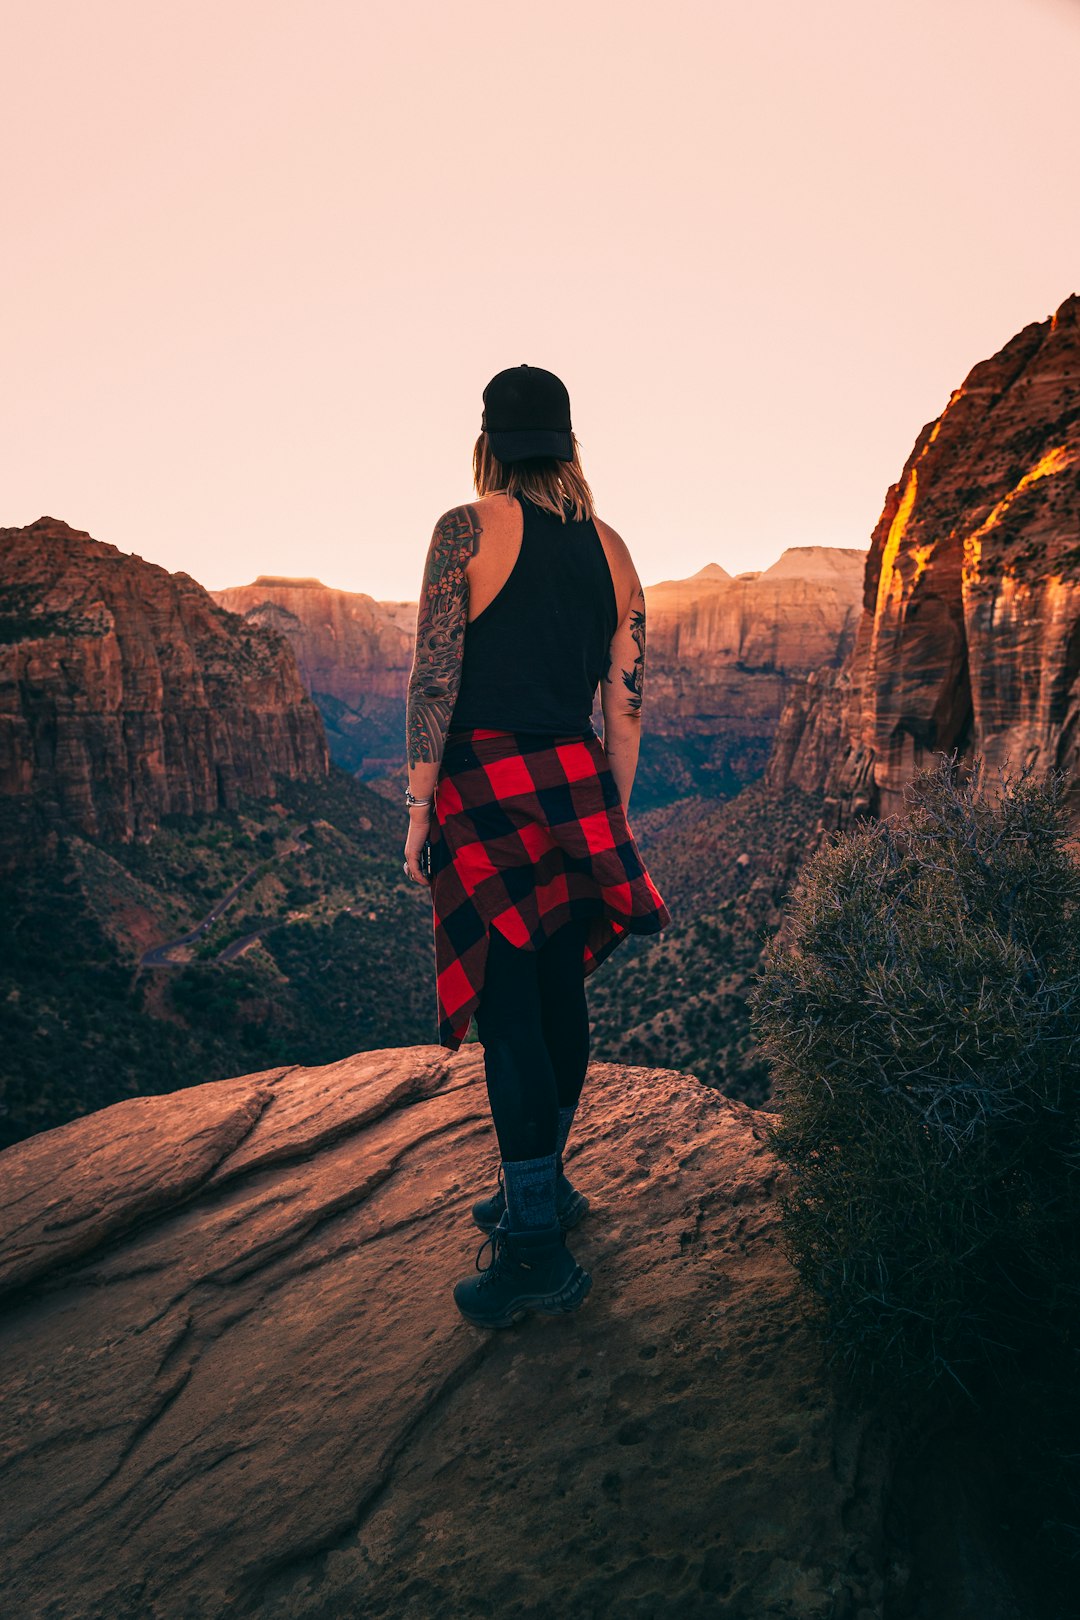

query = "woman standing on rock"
402;363;671;1330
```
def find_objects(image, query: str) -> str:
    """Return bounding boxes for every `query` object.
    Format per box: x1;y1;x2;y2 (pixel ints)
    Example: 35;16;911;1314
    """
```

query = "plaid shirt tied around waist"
428;725;672;1050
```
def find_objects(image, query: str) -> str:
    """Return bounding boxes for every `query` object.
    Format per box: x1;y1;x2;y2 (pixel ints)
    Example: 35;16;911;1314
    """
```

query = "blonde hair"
472;432;597;523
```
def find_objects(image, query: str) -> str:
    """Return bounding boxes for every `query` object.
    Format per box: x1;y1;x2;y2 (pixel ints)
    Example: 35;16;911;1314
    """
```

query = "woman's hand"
403;805;432;886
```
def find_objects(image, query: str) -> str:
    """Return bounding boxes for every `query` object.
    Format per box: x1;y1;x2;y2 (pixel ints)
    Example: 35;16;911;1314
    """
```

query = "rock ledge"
0;1045;891;1619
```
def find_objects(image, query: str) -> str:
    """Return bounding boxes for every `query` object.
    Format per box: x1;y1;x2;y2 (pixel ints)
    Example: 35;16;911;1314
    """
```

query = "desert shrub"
750;754;1080;1395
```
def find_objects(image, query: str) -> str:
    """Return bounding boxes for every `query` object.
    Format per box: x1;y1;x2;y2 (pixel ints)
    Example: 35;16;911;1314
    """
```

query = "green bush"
750;754;1080;1395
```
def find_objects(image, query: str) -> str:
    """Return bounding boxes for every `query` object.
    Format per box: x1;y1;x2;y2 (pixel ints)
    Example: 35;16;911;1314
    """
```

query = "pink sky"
3;0;1078;600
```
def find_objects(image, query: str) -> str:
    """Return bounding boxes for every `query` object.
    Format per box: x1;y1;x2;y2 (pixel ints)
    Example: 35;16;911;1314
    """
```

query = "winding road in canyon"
137;832;310;972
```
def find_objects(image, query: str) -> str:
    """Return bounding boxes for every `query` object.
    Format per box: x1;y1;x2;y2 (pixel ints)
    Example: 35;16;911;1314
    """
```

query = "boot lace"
474;1211;511;1285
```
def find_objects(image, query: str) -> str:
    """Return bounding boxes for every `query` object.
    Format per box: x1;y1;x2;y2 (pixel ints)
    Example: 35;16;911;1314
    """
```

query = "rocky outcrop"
375;598;421;635
636;548;865;803
0;520;329;861
764;668;849;798
0;1044;896;1619
210;578;413;776
769;294;1080;820
650;560;732;588
646;550;864;683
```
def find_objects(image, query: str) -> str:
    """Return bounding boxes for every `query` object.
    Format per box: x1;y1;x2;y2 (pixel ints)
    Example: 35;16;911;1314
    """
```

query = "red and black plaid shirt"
427;725;672;1049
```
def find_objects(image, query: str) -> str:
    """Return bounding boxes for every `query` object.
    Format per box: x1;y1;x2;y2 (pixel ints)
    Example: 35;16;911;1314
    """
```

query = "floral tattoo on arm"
406;505;482;766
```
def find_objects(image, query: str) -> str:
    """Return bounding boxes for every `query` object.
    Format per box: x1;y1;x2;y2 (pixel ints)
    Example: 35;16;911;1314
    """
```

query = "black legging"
474;916;591;1162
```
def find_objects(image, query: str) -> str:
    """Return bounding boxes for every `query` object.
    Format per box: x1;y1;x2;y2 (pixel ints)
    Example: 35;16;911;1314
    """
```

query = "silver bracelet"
404;787;433;807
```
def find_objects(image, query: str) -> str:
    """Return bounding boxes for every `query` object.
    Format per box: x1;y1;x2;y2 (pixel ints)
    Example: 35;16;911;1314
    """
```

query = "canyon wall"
768;293;1080;821
637;549;864;803
210;578;413;777
216;552;864;804
0;519;329;859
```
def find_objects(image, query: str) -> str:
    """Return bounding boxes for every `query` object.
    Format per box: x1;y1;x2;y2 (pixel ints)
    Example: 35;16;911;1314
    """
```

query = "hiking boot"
453;1215;593;1330
471;1163;590;1235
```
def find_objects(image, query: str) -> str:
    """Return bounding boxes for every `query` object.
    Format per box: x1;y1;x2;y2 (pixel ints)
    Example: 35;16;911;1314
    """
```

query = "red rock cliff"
210;577;412;710
213;554;864;796
0;519;329;857
210;577;412;776
768;294;1080;820
642;549;864;792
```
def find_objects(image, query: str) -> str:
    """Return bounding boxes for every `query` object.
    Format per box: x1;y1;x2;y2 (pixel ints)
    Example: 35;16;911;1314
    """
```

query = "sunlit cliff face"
796;295;1080;826
963;445;1076;584
870;394;963;620
910;545;934;587
873;466;920;618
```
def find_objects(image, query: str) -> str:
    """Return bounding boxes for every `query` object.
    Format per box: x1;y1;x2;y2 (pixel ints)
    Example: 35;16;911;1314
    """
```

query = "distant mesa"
648;560;730;590
251;574;328;589
647;547;864;594
210;577;414;780
213;578;395;617
634;544;866;805
759;546;866;582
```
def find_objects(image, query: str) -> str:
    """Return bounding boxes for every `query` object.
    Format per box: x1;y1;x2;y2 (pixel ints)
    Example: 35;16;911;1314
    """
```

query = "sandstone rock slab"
0;1046;891;1619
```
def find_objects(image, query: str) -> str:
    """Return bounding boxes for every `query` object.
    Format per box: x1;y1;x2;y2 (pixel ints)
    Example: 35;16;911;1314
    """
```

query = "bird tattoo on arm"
406;505;482;767
621;593;646;715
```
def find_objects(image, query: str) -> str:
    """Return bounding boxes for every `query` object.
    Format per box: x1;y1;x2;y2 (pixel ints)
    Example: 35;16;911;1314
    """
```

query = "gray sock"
501;1153;558;1232
555;1104;577;1180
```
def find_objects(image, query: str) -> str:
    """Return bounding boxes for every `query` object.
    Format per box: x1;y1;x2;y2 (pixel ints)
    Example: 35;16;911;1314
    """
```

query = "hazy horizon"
3;0;1079;601
198;538;868;602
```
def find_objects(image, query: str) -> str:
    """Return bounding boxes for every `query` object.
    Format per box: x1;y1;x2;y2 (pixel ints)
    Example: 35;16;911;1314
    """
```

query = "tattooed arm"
406;503;482;777
402;505;482;884
600;578;647;815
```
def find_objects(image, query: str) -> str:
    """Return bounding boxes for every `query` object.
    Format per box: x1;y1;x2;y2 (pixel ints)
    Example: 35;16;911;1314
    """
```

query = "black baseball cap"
481;363;574;463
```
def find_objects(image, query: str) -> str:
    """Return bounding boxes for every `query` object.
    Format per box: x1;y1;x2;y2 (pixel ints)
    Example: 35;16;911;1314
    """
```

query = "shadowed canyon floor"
0;1046;897;1619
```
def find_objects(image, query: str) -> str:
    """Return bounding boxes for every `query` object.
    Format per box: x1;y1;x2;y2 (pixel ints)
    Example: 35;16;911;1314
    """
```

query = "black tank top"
448;493;619;735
